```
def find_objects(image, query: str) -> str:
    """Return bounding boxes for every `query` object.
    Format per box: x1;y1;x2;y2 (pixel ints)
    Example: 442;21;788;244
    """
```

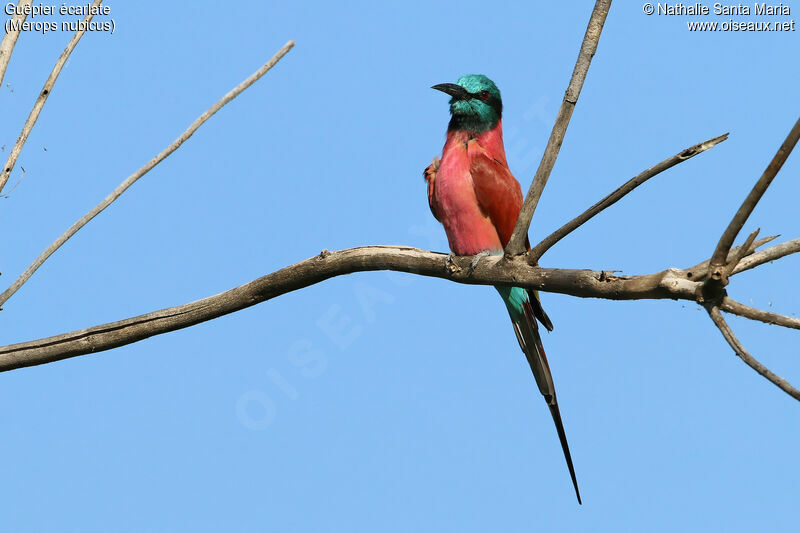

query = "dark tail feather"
548;402;582;505
527;289;553;332
512;300;581;504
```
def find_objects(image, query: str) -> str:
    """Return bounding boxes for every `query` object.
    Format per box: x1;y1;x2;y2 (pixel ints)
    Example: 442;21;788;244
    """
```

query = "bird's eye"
479;90;490;100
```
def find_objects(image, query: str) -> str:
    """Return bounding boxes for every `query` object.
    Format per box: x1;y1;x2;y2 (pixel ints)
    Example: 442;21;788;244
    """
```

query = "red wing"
423;157;441;221
470;152;553;330
469;148;523;247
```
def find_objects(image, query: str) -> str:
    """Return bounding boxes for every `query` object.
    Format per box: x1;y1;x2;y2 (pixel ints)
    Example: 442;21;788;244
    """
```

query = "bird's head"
432;74;502;133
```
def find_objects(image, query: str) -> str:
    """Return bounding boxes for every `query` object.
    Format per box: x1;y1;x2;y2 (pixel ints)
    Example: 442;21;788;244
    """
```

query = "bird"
425;74;581;504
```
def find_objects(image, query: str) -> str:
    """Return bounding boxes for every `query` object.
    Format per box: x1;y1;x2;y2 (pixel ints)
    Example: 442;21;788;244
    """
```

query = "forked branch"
709;117;800;278
698;117;800;402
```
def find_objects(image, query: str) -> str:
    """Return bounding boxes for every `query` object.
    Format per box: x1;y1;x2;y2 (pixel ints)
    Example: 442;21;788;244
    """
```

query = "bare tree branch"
0;245;734;373
709;117;800;274
505;0;612;257
0;0;103;194
706;305;800;401
529;133;728;263
0;0;31;87
733;238;800;275
0;40;295;309
0;233;793;395
1;237;795;375
721;297;800;330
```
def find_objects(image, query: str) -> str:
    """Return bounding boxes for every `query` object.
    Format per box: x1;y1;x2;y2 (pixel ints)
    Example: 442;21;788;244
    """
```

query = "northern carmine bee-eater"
425;74;581;504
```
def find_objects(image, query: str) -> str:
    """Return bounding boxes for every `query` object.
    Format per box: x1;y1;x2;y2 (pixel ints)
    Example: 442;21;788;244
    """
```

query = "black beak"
431;83;470;101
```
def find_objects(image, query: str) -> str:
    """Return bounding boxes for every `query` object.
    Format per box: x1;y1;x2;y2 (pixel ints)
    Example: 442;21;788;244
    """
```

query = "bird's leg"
445;253;461;274
468;250;492;276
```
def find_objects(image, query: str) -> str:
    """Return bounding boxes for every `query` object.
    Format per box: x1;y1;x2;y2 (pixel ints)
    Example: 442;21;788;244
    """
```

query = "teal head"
432;74;502;133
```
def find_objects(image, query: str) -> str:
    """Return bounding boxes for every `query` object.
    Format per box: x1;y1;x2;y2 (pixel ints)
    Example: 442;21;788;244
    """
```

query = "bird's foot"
423;157;440;183
445;253;461;274
468;251;492;276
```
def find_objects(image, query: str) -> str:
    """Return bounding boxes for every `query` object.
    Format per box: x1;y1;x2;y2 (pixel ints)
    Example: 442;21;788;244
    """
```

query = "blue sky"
1;1;798;531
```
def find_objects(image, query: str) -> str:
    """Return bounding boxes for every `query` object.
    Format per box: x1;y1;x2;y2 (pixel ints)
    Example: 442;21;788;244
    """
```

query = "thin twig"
505;0;612;257
0;0;103;194
721;297;800;330
0;0;31;87
709;117;800;271
706;305;800;401
733;238;800;275
530;133;728;262
0;165;26;198
685;235;778;280
722;228;760;277
0;40;295;308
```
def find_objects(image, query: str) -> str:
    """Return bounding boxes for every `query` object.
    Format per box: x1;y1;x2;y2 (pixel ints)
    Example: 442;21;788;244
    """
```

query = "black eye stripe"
468;90;501;111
